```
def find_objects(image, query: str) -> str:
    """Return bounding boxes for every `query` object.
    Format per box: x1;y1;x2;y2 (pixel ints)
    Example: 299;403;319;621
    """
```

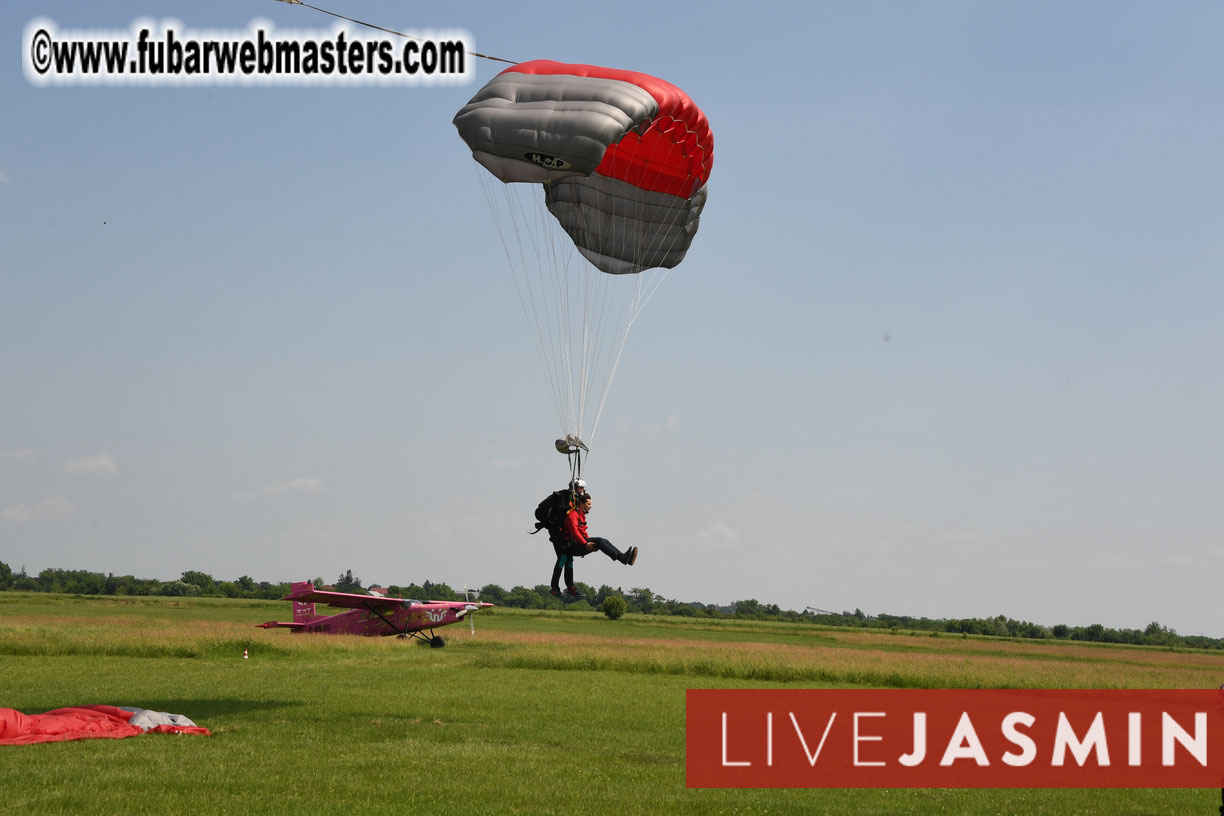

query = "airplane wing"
256;621;304;629
280;587;417;611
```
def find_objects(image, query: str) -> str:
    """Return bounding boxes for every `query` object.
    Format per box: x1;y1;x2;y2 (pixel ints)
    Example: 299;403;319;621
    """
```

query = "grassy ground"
1;593;1221;814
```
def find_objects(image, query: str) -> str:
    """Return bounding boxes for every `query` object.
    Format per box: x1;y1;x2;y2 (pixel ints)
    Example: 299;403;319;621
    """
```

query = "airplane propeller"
463;587;480;635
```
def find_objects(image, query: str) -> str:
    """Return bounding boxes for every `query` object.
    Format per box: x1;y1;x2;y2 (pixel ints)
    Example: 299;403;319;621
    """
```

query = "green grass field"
2;592;1221;815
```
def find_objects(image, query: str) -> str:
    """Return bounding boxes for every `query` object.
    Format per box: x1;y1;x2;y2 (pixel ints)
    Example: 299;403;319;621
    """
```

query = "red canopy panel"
502;61;713;198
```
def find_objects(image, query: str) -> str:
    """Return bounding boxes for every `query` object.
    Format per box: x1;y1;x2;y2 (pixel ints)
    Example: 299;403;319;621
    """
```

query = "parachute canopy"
453;60;712;275
453;61;712;443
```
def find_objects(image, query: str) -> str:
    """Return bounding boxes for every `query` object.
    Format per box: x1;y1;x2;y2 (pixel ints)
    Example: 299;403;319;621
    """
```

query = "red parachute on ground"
0;705;209;746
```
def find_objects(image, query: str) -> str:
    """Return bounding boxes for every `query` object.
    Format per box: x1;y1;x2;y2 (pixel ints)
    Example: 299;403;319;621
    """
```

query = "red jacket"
562;507;588;545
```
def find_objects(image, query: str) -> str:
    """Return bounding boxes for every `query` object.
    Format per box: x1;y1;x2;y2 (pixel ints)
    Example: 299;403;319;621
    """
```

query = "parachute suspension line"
538;185;580;439
274;0;518;64
587;270;665;442
475;168;567;434
578;255;626;442
477;168;602;442
583;121;697;442
552;204;581;438
459;64;710;448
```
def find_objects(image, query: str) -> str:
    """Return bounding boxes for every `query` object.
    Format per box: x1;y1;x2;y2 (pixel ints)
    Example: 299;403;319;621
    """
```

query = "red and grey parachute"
454;61;713;446
454;60;712;276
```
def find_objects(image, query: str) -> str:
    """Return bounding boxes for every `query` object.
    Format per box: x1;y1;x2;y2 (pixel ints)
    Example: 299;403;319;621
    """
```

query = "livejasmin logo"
686;689;1224;788
719;710;1202;769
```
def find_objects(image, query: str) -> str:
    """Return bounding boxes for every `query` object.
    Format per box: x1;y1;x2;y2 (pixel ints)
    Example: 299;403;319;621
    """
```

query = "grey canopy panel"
453;72;659;184
545;176;708;275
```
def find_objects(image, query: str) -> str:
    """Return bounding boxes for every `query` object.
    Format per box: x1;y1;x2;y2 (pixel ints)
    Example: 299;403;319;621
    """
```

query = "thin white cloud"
64;450;118;476
647;415;680;434
261;477;324;495
941;530;984;547
1;449;35;463
1087;555;1144;572
695;519;740;549
231;477;324;502
745;490;783;512
3;494;77;524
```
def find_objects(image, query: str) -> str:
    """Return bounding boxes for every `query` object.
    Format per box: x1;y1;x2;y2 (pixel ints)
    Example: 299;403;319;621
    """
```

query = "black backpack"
532;489;572;534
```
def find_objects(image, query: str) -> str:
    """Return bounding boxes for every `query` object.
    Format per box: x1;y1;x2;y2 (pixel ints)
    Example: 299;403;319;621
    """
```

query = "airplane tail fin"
290;580;320;623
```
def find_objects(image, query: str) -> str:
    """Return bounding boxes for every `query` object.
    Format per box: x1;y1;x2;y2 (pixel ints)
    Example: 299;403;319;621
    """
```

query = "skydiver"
549;492;636;599
546;482;581;598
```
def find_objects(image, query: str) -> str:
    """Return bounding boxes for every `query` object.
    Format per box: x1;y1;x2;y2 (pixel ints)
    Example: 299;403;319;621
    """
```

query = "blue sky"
3;1;1222;635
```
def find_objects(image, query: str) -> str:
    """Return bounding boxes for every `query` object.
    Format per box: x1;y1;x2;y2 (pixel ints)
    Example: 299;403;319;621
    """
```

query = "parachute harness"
556;435;587;484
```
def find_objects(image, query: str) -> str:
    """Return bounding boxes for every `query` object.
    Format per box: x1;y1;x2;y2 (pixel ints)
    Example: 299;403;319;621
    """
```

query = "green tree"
1082;623;1107;642
733;598;762;618
592;585;617;608
506;585;544;609
602;594;627;620
160;580;201;596
478;584;507;605
0;561;12;589
421;581;457;600
626;587;656;614
334;570;363;593
68;570;106;595
1144;621;1176;645
180;570;216;593
11;567;36;591
400;583;427;600
659;599;698;616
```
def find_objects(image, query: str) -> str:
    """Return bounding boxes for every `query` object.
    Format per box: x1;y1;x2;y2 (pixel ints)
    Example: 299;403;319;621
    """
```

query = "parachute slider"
554;435;589;454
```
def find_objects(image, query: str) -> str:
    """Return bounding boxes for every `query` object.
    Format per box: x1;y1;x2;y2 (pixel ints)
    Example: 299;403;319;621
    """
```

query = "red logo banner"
686;689;1224;788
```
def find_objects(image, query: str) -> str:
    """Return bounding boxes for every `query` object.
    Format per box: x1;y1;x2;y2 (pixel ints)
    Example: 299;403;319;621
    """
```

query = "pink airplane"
257;581;493;647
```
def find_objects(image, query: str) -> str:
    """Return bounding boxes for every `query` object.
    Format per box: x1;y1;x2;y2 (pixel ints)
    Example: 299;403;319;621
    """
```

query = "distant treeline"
2;562;1219;650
